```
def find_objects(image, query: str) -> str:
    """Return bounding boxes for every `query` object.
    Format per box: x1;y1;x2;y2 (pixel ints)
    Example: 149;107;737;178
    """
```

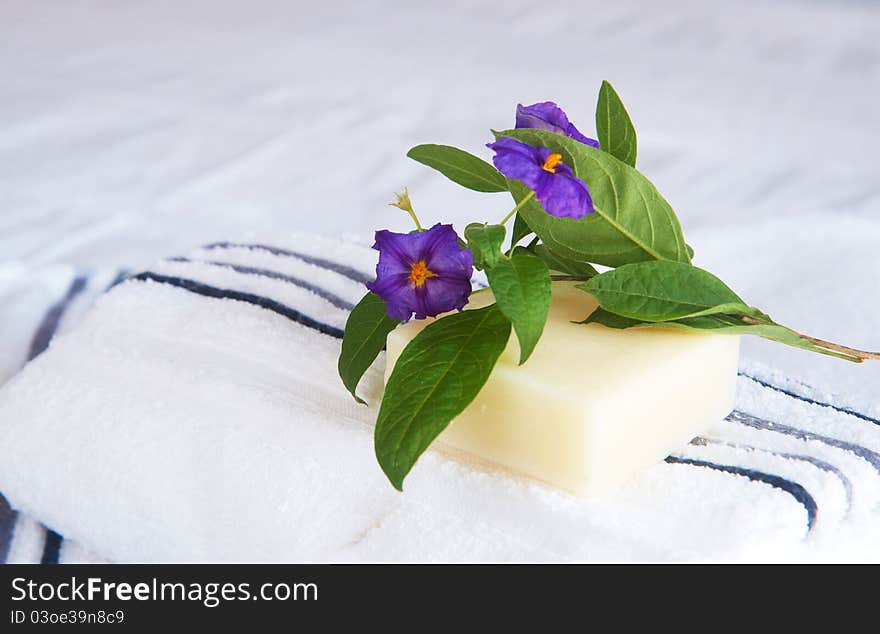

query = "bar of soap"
384;282;740;498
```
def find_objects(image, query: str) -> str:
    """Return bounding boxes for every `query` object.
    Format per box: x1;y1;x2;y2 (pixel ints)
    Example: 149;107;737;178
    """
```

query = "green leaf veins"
498;128;689;268
596;80;637;167
486;249;551;364
374;305;512;490
407;144;507;193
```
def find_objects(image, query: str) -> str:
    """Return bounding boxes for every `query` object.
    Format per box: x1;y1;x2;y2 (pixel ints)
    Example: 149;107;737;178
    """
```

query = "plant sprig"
339;81;879;491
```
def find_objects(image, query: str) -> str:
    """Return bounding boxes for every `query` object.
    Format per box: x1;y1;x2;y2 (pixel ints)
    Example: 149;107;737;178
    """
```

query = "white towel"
0;236;879;562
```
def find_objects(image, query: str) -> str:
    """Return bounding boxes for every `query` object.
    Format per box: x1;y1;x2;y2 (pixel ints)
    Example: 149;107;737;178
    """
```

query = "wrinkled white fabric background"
0;1;877;407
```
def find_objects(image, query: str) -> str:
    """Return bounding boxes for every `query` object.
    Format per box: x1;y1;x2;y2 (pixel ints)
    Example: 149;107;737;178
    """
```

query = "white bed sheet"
1;2;878;423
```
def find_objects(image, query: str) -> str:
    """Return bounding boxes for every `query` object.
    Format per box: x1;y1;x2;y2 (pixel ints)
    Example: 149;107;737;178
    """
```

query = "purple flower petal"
534;165;594;219
486;137;546;190
372;229;420;273
487;137;594;220
414;275;473;320
417;223;474;279
366;272;416;321
516;101;599;148
367;223;473;321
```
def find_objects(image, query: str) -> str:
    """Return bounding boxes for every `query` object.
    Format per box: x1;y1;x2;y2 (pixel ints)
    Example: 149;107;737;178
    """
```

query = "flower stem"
389;188;422;231
406;209;423;231
499;191;535;226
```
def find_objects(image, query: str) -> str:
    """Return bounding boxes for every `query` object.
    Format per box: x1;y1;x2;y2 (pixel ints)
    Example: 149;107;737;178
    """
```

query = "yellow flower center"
408;260;436;287
542;153;563;173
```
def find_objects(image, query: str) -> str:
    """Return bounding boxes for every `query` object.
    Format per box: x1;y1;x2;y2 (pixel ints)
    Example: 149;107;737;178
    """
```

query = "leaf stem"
739;315;880;362
499;191;535;226
793;334;880;362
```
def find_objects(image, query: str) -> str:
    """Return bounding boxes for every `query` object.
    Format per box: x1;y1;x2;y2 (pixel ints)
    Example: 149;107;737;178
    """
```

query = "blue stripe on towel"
740;372;880;428
203;242;373;285
132;272;345;339
167;257;355;311
693;436;852;512
40;529;63;564
106;269;130;291
27;274;88;360
728;410;880;475
665;455;818;530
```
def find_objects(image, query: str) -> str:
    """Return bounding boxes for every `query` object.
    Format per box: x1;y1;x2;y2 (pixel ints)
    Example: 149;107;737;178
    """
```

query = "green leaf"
375;305;512;489
580;260;769;322
498;128;689;267
486;250;551;364
407;144;508;193
596;80;637;167
465;223;506;270
338;292;402;404
531;244;599;278
510;213;533;248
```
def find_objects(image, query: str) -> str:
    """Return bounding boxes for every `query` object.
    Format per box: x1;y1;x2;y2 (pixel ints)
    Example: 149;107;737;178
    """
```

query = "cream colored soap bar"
384;282;740;498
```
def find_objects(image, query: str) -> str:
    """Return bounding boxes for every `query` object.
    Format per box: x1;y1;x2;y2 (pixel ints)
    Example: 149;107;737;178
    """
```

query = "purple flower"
367;223;474;321
516;101;599;148
487;137;594;219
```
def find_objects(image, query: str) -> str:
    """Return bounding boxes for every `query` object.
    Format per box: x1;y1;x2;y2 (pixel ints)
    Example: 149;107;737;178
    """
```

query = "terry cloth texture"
0;237;878;562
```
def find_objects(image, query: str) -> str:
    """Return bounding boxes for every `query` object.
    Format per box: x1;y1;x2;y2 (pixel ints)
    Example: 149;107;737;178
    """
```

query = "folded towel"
0;236;878;562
